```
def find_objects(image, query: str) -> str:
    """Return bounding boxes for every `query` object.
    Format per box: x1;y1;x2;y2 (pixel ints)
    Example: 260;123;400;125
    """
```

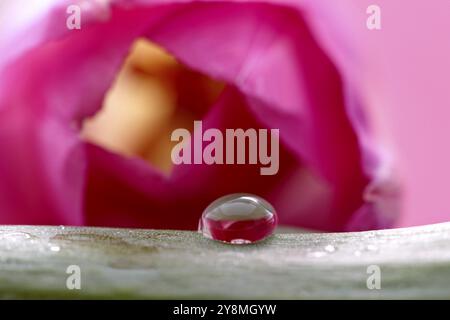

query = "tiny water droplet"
366;244;378;252
324;245;336;253
199;194;278;244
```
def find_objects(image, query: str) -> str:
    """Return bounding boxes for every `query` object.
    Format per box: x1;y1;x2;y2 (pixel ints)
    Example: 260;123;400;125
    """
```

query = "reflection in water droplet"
199;194;278;244
230;239;252;245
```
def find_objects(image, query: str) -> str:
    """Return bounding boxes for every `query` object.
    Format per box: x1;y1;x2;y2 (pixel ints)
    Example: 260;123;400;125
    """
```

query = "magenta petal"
0;3;159;225
0;107;85;225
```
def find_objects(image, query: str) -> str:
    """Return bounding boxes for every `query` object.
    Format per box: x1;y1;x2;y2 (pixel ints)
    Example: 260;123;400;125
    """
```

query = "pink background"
354;0;450;227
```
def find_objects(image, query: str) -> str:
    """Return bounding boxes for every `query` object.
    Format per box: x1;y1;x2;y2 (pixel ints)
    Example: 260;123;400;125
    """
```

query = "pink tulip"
0;0;404;231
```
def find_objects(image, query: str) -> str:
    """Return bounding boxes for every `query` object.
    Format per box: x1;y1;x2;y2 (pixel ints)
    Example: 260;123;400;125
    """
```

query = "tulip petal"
0;107;84;224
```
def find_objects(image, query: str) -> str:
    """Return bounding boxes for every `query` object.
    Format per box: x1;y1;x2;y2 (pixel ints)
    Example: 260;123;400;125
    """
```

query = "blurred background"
1;0;450;229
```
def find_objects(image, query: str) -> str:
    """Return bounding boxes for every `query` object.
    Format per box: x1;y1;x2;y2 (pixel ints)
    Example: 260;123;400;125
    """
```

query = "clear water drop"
199;193;278;244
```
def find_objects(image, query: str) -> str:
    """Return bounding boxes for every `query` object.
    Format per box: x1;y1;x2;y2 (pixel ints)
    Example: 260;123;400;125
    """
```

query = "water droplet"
199;194;277;244
366;244;378;252
324;245;336;253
